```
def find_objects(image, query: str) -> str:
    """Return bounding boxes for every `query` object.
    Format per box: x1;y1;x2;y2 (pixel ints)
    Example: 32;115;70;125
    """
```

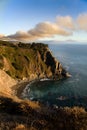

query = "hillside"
0;40;68;81
0;69;17;96
0;96;87;130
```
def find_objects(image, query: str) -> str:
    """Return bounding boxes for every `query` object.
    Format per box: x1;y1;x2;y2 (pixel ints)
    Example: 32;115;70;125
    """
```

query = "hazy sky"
0;0;87;42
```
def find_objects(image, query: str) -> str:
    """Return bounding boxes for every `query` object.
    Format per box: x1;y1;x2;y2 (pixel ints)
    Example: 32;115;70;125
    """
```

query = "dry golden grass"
14;124;26;130
0;95;87;130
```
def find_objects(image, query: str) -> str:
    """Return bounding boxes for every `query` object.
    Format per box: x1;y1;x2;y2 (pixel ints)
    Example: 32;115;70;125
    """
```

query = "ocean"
22;44;87;108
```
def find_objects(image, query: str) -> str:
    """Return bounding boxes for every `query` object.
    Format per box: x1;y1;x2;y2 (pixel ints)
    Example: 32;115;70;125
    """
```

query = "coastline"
13;76;68;100
12;80;30;98
13;79;40;99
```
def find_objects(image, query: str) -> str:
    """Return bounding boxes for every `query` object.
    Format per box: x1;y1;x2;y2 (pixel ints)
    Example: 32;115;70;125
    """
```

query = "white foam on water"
40;78;50;81
56;96;68;101
30;97;34;100
21;80;35;98
75;78;79;81
64;65;70;71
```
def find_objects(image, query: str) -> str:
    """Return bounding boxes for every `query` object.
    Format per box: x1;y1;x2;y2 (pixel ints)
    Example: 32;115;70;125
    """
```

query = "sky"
0;0;87;43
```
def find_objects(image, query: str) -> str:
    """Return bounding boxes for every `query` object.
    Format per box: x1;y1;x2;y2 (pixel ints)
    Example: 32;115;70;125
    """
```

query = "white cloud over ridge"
77;13;87;30
56;16;75;30
1;13;87;42
8;22;71;41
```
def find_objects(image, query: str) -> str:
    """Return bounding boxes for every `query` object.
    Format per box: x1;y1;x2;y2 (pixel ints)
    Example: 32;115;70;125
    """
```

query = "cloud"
77;13;87;30
28;22;71;36
8;31;31;41
0;34;5;38
8;22;72;41
56;16;75;30
0;34;12;41
2;13;87;42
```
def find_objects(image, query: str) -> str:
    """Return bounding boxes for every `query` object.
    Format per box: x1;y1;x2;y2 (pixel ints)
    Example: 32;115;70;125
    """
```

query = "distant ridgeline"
0;40;67;80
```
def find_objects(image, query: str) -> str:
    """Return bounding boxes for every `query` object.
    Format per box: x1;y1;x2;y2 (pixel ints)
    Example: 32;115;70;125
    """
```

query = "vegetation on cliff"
0;40;67;80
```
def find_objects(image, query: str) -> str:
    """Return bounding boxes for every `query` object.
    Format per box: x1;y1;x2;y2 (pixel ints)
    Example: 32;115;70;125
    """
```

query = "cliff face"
0;69;17;96
0;41;67;81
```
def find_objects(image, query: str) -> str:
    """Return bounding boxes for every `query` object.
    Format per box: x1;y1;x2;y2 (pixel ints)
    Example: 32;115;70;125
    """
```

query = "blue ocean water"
22;44;87;108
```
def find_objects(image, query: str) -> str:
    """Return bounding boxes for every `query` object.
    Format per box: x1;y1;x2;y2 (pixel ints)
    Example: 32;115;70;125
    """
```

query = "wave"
21;80;35;99
40;78;50;81
56;96;68;101
64;65;70;71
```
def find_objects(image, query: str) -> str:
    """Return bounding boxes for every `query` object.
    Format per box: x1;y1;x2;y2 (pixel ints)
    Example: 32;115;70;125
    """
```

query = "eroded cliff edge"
0;41;69;83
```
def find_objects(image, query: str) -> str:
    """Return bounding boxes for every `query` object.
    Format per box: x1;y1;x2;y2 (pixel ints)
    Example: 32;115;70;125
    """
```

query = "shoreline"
13;77;65;100
13;78;41;99
12;75;70;101
12;80;30;98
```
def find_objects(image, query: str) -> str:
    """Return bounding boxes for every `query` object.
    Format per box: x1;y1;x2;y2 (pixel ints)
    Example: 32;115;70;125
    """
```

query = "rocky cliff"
0;41;68;82
0;69;17;96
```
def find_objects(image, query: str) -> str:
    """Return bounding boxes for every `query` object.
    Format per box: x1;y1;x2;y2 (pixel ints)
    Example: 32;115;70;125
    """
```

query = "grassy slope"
0;96;87;130
0;41;49;79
